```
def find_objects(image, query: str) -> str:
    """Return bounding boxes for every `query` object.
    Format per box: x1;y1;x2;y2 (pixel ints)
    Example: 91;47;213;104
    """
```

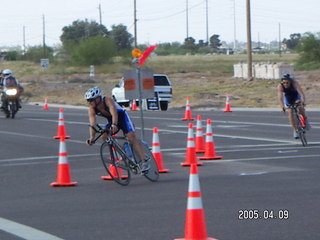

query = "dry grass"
2;53;319;109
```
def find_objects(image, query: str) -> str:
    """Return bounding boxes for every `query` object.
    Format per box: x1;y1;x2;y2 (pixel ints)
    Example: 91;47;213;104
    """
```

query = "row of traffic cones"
48;106;217;239
181;119;223;167
182;95;232;121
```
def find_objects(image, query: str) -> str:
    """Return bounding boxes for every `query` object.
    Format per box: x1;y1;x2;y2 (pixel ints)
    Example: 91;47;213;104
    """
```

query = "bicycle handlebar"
88;124;110;144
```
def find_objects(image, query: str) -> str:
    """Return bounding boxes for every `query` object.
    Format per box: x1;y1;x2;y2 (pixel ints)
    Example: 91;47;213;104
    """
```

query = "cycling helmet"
281;74;293;81
2;69;12;76
85;87;101;101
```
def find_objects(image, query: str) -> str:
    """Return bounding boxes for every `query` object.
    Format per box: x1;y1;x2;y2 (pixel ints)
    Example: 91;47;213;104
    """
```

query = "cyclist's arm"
105;97;118;133
277;84;286;111
88;107;97;145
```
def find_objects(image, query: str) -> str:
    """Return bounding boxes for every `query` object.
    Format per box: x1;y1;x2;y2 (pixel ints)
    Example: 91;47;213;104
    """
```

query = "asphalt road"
0;104;319;240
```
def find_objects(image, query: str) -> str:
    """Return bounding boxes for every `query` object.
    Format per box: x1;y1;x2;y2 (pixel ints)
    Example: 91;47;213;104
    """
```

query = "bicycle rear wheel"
134;140;159;182
100;141;131;186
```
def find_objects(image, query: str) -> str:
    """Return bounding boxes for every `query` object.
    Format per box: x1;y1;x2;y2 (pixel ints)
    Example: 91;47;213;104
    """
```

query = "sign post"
130;46;157;140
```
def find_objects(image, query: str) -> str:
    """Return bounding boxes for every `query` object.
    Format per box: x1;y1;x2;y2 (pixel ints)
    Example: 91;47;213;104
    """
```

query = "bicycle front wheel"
100;141;131;186
298;128;307;146
295;113;308;147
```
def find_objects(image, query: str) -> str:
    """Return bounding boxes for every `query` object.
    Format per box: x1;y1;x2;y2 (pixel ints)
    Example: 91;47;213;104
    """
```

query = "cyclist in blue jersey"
85;87;150;172
277;74;311;139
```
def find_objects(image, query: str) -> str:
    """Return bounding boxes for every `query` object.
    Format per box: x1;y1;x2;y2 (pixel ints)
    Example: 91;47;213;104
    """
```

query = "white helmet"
2;69;12;76
85;87;101;101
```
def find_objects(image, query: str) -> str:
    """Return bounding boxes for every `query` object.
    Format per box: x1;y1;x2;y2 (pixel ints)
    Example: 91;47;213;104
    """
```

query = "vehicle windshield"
154;76;170;86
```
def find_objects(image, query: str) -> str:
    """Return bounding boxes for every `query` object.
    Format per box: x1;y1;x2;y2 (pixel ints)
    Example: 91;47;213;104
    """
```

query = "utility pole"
246;0;253;80
205;0;209;45
233;0;237;50
134;0;137;48
186;0;189;39
278;22;282;57
22;26;26;57
98;4;102;26
42;14;46;58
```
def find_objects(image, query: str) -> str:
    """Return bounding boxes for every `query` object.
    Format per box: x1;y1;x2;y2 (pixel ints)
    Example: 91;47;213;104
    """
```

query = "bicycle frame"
289;103;307;146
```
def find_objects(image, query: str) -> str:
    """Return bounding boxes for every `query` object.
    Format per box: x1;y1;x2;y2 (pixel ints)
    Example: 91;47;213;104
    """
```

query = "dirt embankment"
20;70;320;109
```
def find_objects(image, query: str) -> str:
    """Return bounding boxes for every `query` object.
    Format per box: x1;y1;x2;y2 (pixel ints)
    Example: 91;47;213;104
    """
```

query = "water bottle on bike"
123;142;133;159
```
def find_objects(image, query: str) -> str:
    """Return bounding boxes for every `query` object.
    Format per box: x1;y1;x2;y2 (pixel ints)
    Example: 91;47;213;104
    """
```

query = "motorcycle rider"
0;69;23;110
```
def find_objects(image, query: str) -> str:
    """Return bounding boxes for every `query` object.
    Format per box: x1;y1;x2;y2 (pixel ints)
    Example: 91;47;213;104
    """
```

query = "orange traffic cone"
181;123;203;167
182;97;194;121
51;138;77;186
43;98;49;110
198;119;223;160
53;108;70;140
152;127;169;173
174;164;218;240
101;148;128;180
224;94;232;112
131;99;138;111
195;115;205;153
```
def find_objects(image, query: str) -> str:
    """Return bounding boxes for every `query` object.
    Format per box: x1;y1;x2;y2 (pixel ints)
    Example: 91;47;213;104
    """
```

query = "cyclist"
277;74;311;139
85;87;150;173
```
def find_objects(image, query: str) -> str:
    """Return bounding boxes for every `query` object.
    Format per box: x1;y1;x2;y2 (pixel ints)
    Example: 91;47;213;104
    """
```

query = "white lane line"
278;150;299;154
0;153;99;163
24;117;315;144
0;217;64;240
202;154;320;163
240;172;267;176
0;130;49;139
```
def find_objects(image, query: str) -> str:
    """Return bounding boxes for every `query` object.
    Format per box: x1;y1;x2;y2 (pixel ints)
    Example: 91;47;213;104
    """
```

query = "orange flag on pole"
139;45;157;67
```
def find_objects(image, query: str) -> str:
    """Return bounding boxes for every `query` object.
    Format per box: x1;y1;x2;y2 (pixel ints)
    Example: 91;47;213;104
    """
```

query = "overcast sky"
1;0;320;47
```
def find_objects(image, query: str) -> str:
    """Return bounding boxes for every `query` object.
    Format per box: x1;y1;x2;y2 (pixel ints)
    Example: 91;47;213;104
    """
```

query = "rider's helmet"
281;73;293;81
2;69;12;76
84;87;101;101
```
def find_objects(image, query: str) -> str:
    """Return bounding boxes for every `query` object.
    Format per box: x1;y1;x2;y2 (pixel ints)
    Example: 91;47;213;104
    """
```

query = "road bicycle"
89;124;159;186
288;102;307;146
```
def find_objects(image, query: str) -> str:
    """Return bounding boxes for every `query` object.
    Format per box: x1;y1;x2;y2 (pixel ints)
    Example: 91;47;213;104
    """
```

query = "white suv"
112;74;173;111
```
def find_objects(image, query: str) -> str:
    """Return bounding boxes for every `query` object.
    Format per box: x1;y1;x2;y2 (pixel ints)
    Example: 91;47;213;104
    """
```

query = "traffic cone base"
51;164;77;186
175;237;218;240
198;156;223;160
101;175;129;180
101;164;128;180
198;142;223;160
180;162;203;166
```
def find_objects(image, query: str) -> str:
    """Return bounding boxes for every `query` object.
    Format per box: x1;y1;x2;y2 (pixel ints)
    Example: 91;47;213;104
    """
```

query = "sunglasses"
87;99;95;103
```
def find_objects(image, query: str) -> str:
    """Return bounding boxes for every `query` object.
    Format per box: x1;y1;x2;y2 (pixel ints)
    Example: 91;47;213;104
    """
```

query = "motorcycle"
1;86;20;119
